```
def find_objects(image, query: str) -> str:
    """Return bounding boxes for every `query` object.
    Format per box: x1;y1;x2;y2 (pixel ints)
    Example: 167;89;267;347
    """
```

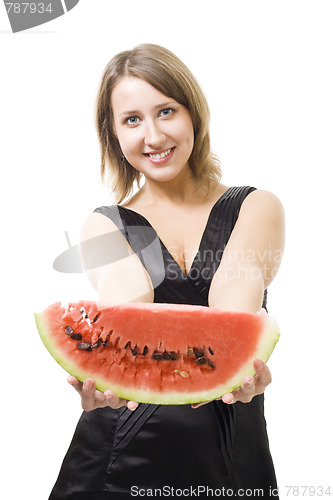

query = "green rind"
35;310;280;405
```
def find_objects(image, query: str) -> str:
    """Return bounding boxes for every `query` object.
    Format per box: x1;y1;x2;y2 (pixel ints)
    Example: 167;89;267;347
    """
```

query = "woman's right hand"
67;376;139;412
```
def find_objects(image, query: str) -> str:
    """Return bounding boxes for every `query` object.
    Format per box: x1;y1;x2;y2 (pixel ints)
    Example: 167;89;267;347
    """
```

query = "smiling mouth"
145;147;175;160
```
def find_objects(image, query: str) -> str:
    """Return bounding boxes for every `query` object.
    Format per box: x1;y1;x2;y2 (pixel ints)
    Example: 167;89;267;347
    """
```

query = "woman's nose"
144;120;166;148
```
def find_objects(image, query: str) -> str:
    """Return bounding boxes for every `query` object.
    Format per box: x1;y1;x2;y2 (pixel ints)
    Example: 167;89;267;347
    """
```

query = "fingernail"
256;360;264;371
245;376;253;384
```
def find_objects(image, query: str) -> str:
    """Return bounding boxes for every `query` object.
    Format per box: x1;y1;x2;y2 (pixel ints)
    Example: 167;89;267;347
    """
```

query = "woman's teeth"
148;148;173;160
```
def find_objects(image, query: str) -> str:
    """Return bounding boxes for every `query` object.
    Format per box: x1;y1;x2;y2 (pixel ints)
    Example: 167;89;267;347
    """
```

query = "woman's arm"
193;190;285;408
68;212;155;412
209;189;285;312
80;212;154;304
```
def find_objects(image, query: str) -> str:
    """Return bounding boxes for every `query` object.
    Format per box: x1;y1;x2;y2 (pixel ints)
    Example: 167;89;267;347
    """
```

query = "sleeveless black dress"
49;186;278;500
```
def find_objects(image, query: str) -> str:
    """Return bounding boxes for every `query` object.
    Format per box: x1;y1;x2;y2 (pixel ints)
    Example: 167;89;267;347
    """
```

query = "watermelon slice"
35;301;280;405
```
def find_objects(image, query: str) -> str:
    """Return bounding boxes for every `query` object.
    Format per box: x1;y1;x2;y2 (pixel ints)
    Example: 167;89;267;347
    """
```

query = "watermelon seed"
77;342;92;351
143;345;148;356
131;347;139;356
92;314;99;323
194;348;205;358
92;339;102;349
162;352;172;360
71;333;83;341
170;351;179;360
207;359;215;369
173;370;189;378
187;347;193;356
65;326;74;335
152;351;163;360
208;346;214;355
195;357;207;365
124;341;131;349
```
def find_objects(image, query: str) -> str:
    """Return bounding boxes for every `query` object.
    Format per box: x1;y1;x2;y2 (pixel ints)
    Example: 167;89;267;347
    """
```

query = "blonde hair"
96;43;221;203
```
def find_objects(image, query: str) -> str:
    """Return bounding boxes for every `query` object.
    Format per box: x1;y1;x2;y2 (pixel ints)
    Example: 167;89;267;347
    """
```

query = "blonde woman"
50;44;284;499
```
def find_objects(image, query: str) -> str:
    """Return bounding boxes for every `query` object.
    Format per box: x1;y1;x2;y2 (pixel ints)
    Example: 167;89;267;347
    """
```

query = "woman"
50;44;284;499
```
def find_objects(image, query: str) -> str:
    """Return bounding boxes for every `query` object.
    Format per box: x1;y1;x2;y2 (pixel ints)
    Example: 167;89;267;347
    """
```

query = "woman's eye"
126;116;139;125
160;108;173;117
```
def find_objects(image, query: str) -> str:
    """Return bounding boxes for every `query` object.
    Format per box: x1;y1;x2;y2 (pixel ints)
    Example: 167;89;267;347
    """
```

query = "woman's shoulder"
240;188;284;216
234;188;285;251
80;209;121;244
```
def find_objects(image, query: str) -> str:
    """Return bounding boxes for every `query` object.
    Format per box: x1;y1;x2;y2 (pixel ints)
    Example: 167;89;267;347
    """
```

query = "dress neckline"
118;187;233;279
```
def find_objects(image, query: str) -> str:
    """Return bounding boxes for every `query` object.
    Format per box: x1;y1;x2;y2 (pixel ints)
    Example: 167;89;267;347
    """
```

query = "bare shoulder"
236;188;285;243
79;211;154;303
79;211;129;290
242;189;284;214
80;211;119;242
241;189;285;217
235;189;285;238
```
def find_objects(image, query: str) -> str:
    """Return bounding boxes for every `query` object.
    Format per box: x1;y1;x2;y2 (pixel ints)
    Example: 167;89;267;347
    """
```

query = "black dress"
49;186;278;500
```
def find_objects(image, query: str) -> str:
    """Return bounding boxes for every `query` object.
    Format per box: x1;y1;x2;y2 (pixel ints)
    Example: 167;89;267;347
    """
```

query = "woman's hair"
96;43;221;204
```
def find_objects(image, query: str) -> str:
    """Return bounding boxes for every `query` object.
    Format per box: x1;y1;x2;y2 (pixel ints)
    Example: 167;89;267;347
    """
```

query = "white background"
1;1;332;498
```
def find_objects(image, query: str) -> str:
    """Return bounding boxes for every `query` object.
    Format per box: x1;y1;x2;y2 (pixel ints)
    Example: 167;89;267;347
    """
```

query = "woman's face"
111;76;194;183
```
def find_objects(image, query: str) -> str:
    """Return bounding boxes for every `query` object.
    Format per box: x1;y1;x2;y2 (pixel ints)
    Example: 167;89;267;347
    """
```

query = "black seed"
131;348;138;356
143;345;148;356
70;333;83;341
152;352;163;360
77;342;92;351
92;315;99;323
92;339;102;348
85;314;89;319
103;340;109;347
65;326;74;335
124;341;131;349
194;349;205;358
195;356;207;365
162;352;172;360
170;351;179;360
207;359;215;369
208;346;214;355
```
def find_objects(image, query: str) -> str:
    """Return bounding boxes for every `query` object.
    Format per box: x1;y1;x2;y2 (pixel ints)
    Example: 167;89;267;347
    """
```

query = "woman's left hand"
191;358;272;409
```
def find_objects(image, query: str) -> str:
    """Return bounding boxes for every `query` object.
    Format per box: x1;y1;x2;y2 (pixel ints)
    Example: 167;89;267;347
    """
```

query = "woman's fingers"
221;376;254;404
222;359;272;404
81;379;99;411
253;358;272;391
127;400;139;411
67;375;139;412
67;375;83;393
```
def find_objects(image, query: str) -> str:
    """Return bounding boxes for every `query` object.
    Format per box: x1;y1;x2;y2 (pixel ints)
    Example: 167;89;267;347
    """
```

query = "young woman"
49;44;284;499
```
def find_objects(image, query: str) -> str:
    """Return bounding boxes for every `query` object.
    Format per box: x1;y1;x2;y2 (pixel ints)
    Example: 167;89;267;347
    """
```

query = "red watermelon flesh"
35;301;280;404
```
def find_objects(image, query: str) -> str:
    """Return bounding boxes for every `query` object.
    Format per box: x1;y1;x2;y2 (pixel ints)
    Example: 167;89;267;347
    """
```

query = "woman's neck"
132;169;207;208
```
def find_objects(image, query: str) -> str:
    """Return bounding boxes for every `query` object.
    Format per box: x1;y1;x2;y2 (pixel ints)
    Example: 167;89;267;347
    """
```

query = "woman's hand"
67;376;139;412
191;358;272;409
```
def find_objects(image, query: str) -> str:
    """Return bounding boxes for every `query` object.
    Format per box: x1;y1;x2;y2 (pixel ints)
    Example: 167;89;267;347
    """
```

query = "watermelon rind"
35;306;280;405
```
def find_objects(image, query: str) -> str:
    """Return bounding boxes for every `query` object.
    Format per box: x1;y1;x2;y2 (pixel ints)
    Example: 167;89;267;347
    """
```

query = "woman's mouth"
144;147;175;164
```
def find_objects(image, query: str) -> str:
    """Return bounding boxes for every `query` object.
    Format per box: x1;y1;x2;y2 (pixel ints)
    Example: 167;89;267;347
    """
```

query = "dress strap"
94;205;166;290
